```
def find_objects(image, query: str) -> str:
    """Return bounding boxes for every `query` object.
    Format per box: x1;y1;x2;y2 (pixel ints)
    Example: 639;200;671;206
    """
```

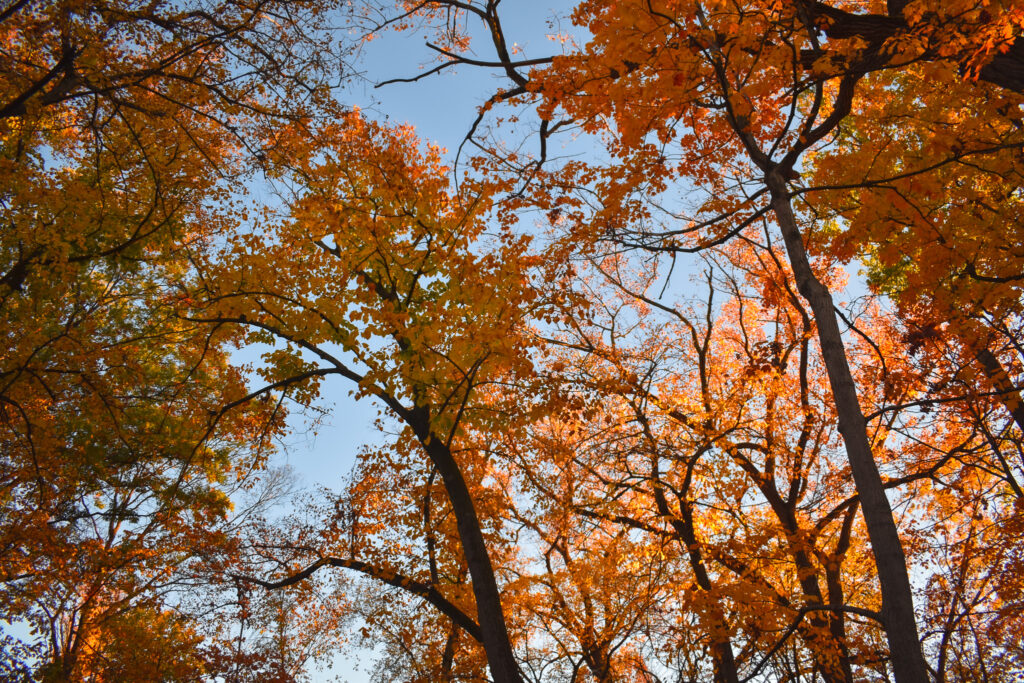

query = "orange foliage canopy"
4;1;1024;682
0;0;346;678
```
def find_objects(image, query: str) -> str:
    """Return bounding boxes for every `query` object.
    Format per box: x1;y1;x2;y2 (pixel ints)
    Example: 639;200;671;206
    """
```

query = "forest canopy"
1;1;1023;682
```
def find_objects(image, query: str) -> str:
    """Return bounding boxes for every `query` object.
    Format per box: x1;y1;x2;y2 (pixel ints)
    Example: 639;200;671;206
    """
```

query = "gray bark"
414;414;524;683
766;170;929;683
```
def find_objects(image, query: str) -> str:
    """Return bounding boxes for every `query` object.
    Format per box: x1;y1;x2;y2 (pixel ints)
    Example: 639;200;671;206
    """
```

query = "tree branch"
236;556;483;643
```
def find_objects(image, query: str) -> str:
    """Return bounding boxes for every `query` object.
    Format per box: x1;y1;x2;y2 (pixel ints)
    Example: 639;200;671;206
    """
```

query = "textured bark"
414;415;524;683
766;171;929;683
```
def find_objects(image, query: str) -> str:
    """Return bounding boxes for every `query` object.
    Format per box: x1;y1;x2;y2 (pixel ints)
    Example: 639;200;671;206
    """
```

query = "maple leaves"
321;0;1023;680
0;0;345;678
4;0;1024;681
193;110;543;683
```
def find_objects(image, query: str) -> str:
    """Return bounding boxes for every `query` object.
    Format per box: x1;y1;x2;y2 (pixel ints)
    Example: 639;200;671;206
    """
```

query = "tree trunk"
414;417;523;683
766;171;929;683
974;345;1024;434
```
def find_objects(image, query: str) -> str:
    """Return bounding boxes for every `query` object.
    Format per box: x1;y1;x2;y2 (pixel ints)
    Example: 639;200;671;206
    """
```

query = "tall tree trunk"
974;345;1024;434
766;171;929;683
413;414;523;683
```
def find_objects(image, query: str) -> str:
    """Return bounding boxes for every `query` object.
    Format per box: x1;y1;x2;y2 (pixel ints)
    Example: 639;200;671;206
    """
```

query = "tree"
400;0;929;677
0;0;349;678
0;311;281;680
7;0;1024;680
511;236;893;682
194;111;551;683
342;0;1024;680
803;30;1024;677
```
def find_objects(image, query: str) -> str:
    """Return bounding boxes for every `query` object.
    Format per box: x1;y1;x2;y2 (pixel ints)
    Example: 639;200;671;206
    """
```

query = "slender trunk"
775;501;849;683
441;623;458;681
651;454;741;683
825;505;859;683
670;510;740;682
416;421;522;683
767;171;929;683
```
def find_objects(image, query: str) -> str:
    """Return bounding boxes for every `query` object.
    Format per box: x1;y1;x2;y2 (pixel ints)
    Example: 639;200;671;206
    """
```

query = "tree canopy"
2;1;1023;682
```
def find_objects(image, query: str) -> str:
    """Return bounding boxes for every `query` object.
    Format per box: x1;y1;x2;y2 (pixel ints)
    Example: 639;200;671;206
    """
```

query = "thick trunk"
766;172;929;683
418;427;522;683
974;345;1024;434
